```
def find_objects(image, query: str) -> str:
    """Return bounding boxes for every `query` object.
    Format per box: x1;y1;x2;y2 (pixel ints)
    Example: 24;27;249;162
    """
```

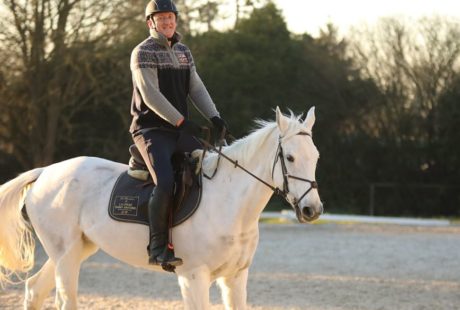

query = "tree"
347;16;460;215
349;17;460;144
234;0;266;27
0;0;138;169
175;0;225;34
437;75;460;180
188;2;294;135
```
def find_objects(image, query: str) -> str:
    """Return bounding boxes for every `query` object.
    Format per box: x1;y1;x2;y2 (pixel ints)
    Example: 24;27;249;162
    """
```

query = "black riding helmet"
145;0;179;21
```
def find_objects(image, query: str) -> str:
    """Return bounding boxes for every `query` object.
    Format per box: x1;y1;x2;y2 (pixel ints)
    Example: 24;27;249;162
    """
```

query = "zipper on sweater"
167;45;180;68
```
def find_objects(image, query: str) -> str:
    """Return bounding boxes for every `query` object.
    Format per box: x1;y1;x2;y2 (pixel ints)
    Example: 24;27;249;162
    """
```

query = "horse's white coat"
0;107;322;310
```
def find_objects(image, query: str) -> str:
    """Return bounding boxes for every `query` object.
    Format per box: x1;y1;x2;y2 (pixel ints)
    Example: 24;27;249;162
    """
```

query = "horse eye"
286;155;295;162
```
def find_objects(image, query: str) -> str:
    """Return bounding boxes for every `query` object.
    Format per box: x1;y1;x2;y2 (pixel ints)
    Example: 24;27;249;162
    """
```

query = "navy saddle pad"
108;171;202;227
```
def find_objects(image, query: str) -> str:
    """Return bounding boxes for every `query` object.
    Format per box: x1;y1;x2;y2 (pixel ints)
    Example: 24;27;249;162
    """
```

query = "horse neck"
204;127;278;229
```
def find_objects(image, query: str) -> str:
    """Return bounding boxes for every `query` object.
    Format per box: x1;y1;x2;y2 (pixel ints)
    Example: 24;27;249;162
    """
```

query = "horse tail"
0;167;44;287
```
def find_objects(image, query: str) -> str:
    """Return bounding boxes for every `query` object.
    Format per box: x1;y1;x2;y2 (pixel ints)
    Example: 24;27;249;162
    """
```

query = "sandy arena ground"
1;222;460;309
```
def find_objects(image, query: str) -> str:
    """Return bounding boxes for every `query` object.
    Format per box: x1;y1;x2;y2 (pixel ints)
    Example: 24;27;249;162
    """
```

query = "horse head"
273;106;323;223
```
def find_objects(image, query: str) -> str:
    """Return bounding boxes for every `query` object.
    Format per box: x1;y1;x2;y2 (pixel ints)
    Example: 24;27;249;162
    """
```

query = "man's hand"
211;116;229;138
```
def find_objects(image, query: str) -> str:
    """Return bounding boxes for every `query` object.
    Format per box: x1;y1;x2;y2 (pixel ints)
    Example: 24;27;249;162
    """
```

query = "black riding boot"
147;188;183;267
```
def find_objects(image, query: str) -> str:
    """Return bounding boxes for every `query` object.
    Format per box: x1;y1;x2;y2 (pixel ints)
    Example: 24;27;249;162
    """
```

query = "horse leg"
24;259;55;310
177;267;211;310
217;269;249;310
24;238;98;310
54;236;98;310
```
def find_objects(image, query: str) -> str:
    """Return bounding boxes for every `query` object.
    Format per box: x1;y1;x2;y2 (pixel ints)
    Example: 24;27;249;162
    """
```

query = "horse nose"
302;202;323;218
302;206;314;218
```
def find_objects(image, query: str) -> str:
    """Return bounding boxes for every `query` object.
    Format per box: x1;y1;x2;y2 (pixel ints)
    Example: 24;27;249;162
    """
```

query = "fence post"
369;183;375;216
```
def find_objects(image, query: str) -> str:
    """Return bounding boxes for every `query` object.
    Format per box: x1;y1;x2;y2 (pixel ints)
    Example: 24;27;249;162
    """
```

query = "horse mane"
198;110;305;174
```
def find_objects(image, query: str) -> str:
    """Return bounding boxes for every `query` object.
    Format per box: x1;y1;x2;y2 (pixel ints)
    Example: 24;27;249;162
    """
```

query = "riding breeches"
133;129;202;195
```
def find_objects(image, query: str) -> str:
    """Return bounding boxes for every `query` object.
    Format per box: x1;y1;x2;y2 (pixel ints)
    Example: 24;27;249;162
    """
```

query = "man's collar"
149;29;181;46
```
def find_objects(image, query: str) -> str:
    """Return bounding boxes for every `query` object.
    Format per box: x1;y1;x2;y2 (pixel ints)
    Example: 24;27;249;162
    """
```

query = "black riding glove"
178;119;201;137
211;116;229;138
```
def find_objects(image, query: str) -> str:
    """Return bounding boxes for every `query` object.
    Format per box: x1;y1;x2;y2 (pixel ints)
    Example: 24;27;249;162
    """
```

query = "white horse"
0;107;322;309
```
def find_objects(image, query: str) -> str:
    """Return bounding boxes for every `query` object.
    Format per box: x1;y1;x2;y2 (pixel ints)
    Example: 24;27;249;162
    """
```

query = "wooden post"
369;183;375;216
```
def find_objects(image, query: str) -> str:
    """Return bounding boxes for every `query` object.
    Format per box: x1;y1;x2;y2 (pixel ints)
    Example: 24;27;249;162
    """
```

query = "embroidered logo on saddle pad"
108;171;202;227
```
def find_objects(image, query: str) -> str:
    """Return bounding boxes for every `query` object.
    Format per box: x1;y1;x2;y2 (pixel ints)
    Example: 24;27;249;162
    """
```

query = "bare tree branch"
350;16;460;143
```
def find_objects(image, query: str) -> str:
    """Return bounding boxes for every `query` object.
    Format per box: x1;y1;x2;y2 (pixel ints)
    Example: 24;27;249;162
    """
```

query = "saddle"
108;145;202;227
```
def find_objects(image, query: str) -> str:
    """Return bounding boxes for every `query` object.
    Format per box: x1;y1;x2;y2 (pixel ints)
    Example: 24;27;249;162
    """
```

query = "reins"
199;134;283;196
198;128;318;203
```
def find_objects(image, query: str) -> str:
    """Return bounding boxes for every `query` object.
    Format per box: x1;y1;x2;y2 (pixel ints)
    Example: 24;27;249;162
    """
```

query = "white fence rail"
261;211;451;227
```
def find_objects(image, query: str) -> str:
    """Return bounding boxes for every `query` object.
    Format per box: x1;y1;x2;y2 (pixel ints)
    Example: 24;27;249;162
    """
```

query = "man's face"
151;12;177;39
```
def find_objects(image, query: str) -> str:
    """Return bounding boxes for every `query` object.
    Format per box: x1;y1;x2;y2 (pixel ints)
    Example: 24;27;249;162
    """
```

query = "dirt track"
1;223;460;309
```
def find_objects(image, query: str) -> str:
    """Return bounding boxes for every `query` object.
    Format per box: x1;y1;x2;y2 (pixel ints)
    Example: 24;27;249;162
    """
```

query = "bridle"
200;130;319;211
271;132;319;208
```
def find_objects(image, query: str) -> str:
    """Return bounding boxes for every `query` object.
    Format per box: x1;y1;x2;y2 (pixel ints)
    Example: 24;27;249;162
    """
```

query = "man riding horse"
129;0;228;267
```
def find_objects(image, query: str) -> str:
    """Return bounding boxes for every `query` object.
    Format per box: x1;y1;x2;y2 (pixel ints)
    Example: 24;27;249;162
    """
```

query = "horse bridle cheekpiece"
271;132;318;208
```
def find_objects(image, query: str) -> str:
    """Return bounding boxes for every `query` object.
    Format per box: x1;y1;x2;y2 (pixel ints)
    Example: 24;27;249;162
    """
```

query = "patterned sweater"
130;29;219;134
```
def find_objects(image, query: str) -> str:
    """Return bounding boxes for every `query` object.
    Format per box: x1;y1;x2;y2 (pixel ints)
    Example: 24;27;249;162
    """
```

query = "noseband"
271;132;318;207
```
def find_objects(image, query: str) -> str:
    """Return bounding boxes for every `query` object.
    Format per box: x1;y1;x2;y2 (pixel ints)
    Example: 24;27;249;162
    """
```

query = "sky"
271;0;460;36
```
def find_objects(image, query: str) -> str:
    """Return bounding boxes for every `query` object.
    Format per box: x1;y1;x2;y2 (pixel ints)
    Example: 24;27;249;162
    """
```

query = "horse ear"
276;106;288;134
302;106;316;131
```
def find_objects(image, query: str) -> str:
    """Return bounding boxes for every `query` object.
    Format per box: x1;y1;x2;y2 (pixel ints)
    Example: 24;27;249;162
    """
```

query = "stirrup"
149;244;183;267
148;255;183;266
